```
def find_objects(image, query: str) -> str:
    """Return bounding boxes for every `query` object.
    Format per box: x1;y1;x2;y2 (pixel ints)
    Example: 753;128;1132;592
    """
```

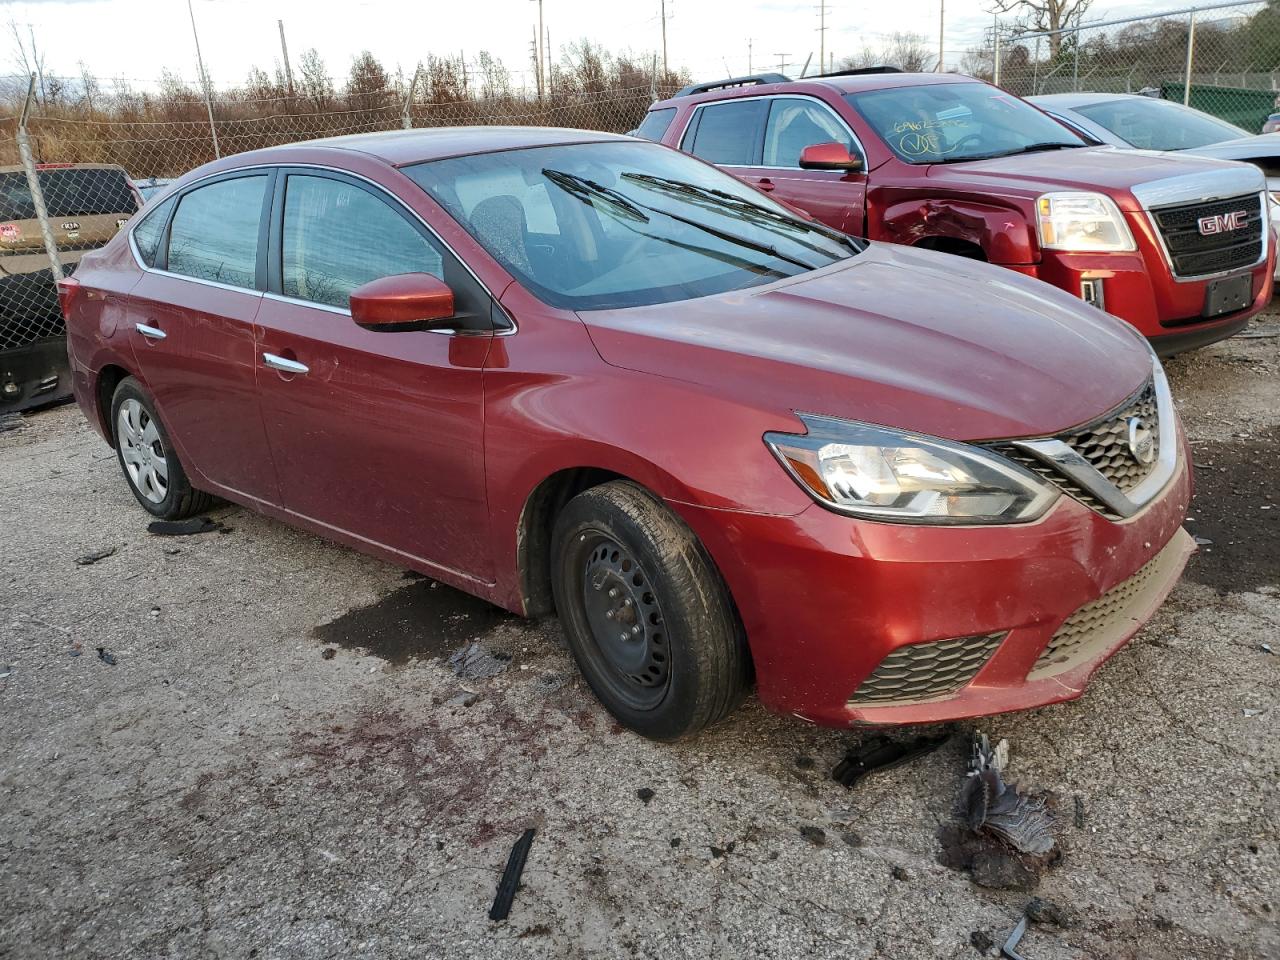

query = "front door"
253;170;495;581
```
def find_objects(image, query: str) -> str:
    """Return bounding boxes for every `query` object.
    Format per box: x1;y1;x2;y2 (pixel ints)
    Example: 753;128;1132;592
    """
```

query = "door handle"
262;352;309;375
757;178;776;192
135;323;166;340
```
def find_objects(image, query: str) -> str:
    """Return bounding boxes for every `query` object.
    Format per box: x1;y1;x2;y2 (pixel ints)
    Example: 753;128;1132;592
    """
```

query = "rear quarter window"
634;108;677;141
131;195;176;267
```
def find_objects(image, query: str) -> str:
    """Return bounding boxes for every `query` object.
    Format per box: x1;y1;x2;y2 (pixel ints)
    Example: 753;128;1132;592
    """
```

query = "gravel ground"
2;318;1278;960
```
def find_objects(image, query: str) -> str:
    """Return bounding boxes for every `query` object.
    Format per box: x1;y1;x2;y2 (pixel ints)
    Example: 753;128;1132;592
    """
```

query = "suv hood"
580;242;1152;442
925;145;1252;210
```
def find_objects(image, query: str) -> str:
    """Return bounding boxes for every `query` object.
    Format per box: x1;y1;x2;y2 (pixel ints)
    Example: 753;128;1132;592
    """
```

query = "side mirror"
350;273;454;330
799;142;863;172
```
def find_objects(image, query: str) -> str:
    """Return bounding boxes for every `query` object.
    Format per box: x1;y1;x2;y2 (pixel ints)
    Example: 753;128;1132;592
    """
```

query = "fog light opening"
1080;277;1105;310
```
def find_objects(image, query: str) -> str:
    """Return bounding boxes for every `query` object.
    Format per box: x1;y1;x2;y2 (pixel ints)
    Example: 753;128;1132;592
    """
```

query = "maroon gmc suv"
640;70;1275;354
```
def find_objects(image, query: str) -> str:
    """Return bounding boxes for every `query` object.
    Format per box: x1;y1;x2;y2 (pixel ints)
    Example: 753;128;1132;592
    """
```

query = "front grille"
988;379;1158;521
849;633;1004;706
1030;546;1170;677
1150;193;1264;278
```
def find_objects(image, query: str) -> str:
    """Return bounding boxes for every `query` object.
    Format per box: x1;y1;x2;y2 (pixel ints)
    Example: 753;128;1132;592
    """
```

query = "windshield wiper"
927;141;1084;164
544;168;822;272
542;169;649;223
621;172;864;255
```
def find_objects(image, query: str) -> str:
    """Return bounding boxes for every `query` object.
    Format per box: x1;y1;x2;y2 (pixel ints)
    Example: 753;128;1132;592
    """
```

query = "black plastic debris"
489;828;536;922
833;731;951;789
448;642;511;681
962;735;1054;856
0;413;24;433
636;787;655;805
96;647;117;666
75;546;118;566
970;930;994;953
147;517;224;537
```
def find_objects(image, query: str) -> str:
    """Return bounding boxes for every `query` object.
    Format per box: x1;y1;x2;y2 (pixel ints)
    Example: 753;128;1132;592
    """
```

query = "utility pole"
748;38;753;73
545;27;552;93
531;0;544;98
774;52;789;75
938;0;945;72
277;19;295;97
660;0;669;77
992;14;1001;86
531;28;542;100
186;0;220;158
816;2;828;77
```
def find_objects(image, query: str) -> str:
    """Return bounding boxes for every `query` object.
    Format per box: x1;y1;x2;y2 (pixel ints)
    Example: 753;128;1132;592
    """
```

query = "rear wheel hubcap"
117;398;168;504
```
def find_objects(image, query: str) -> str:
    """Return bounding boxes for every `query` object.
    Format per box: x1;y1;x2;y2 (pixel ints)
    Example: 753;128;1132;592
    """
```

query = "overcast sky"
4;0;1183;92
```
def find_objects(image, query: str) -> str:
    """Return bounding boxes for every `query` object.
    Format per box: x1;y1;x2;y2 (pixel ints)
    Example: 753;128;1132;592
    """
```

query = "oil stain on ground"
312;578;518;666
1184;425;1279;593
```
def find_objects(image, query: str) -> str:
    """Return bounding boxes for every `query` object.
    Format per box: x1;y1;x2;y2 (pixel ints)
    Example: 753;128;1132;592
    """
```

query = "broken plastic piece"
962;735;1055;855
147;517;223;536
96;647;117;666
832;732;950;789
489;828;536;921
75;546;118;566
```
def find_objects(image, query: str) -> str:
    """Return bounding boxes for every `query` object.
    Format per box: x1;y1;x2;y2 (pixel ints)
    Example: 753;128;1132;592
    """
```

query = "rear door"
759;96;868;236
126;170;280;506
679;97;772;194
254;169;494;581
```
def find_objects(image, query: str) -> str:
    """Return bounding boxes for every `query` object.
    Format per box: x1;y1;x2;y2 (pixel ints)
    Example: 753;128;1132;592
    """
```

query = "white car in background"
1032;92;1280;279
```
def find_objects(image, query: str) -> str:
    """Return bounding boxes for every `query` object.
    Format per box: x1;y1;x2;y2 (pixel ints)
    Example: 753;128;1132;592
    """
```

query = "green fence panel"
1160;83;1277;134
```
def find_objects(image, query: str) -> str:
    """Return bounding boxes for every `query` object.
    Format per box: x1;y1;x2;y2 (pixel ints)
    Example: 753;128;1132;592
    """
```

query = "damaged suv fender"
878;196;1038;264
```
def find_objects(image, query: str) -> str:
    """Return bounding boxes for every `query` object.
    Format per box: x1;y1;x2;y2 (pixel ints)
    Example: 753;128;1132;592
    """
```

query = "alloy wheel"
117;398;169;504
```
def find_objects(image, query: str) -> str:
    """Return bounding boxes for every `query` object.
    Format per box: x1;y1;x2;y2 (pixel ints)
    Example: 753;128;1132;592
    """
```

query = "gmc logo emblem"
1197;211;1248;235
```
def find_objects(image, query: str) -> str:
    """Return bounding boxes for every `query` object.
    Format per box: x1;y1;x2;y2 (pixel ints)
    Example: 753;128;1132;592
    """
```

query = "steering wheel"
949;132;986;155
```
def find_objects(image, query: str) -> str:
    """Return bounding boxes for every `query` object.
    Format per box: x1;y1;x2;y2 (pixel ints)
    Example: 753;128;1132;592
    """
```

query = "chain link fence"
991;0;1280;128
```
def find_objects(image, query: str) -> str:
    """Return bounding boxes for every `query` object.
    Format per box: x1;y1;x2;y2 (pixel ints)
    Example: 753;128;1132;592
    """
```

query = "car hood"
1183;134;1280;163
579;242;1152;442
924;145;1247;211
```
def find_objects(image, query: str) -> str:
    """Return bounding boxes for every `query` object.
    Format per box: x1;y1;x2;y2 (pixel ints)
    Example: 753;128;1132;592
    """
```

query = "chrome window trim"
126;160;516;335
677;92;868;170
1011;356;1179;521
1141;189;1268;284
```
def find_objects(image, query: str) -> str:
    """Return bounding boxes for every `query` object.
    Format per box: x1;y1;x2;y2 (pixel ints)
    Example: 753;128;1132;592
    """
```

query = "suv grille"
849;633;1004;706
1150;193;1264;278
989;380;1158;521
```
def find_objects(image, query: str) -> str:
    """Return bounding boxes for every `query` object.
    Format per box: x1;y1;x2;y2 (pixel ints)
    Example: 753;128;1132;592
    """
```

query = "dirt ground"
2;316;1278;960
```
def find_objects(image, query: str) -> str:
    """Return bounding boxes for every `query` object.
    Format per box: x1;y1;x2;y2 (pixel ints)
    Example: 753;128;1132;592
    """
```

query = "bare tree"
298;48;334;111
838;33;936;72
9;19;49;105
990;0;1093;58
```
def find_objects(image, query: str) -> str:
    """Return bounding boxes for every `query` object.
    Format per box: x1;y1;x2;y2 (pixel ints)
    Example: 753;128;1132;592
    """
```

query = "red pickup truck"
639;70;1275;354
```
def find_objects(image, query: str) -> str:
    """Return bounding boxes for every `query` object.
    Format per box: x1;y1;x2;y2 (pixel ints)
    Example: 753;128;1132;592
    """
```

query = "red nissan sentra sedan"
59;128;1194;739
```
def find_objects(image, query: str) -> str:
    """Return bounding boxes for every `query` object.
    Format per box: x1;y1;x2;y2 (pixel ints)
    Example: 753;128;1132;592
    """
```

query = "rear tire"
110;377;212;520
550;480;749;739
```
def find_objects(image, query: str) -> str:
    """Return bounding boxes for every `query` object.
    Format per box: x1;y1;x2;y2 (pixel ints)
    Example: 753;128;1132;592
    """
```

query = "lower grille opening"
849;632;1005;706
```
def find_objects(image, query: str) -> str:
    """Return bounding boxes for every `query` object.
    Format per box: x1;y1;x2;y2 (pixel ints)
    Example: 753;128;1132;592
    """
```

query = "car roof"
654;72;980;109
268;126;632;167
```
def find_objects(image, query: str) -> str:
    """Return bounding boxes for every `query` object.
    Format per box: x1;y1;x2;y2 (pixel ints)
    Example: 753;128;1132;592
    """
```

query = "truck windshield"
1072;97;1249;151
403;140;859;311
847;82;1087;164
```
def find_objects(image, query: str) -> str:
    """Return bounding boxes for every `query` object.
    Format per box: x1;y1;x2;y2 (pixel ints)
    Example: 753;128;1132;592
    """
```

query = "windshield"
0;168;137;220
402;140;858;311
1072;97;1249;151
846;82;1087;164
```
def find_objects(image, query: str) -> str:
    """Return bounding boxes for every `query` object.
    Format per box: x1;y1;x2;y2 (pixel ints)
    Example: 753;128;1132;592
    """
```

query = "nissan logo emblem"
1127;416;1156;465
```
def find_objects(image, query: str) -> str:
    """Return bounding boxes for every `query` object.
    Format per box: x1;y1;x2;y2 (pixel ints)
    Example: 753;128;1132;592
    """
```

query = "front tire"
110;377;211;520
550;481;749;740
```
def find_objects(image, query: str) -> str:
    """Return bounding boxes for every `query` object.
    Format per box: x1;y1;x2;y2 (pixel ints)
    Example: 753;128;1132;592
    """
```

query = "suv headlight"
765;415;1058;524
1036;192;1136;252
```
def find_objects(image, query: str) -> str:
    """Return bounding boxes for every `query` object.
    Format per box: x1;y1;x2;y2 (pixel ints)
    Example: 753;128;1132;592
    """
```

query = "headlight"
1036;192;1136;252
765;415;1058;524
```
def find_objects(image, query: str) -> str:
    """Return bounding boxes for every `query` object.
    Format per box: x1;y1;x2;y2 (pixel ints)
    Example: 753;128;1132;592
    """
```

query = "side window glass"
132;195;176;267
686;100;767;165
282;175;444;309
634;107;677;141
763;99;857;168
167;176;266;288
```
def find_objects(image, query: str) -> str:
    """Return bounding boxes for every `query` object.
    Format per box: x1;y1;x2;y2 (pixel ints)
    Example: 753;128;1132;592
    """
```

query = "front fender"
879;197;1038;265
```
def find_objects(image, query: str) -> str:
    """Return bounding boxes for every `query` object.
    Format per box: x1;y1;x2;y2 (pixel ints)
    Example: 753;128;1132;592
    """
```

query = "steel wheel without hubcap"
578;535;670;710
117;397;168;504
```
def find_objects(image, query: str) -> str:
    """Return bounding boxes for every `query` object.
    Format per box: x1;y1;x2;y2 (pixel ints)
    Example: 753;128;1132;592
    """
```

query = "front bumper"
672;447;1192;727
